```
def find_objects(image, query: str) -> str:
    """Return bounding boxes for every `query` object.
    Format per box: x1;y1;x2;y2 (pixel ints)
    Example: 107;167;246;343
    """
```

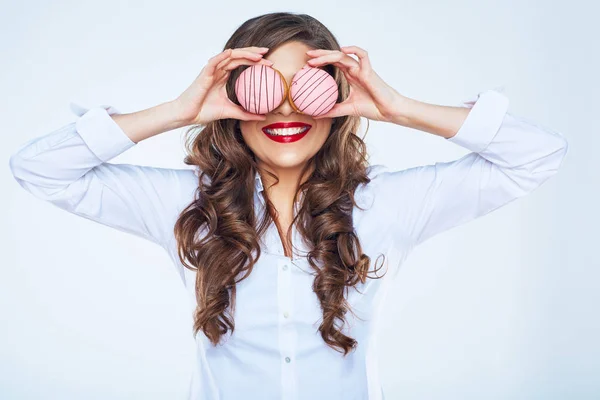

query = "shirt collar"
196;167;265;194
254;170;305;205
255;170;264;193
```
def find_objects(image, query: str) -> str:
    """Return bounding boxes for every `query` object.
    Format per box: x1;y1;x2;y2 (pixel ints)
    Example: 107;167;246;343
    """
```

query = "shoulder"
159;167;200;248
174;167;201;210
355;163;426;212
366;163;389;177
357;163;400;194
136;165;199;221
354;164;393;209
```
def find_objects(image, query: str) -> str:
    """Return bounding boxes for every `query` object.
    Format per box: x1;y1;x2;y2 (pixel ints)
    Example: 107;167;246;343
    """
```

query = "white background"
2;1;597;399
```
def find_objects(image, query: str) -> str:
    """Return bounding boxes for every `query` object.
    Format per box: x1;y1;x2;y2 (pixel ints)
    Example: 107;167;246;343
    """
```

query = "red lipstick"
262;122;312;143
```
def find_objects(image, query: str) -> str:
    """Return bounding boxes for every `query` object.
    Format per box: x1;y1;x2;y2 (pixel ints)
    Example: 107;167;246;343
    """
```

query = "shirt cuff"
73;104;136;162
446;88;510;153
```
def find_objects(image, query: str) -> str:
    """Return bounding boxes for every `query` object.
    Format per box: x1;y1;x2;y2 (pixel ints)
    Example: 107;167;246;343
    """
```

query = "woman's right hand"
173;47;274;126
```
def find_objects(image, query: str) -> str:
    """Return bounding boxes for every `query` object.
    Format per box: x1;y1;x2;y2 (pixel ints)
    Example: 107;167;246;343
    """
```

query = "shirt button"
285;357;291;363
283;311;289;318
282;264;288;271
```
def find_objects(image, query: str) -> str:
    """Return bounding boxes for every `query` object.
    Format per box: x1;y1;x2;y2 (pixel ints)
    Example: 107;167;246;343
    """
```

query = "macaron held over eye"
234;64;339;117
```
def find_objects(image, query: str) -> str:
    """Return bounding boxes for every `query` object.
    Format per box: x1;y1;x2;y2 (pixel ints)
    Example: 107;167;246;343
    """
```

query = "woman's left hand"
305;46;404;122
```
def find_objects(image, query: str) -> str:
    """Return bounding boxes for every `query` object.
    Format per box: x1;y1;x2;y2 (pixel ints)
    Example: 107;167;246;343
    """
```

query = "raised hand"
174;47;274;126
305;46;404;122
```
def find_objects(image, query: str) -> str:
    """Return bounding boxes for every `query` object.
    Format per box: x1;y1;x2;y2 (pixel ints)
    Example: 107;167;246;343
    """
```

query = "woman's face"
239;41;334;175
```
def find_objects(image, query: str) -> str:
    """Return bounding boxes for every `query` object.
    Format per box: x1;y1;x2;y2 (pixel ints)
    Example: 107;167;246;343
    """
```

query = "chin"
264;155;310;169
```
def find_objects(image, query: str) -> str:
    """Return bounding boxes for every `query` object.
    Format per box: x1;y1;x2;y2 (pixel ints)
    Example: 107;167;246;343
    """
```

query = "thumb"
313;101;353;119
228;107;267;122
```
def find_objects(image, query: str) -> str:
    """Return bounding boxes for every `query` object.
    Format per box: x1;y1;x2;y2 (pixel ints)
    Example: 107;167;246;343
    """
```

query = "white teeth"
265;127;309;136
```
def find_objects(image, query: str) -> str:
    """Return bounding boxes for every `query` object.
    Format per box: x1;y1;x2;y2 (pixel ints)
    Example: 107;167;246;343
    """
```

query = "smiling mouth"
264;126;310;136
261;122;312;143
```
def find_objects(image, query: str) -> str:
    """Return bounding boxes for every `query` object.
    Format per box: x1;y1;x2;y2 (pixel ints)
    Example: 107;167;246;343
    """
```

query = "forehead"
265;41;315;78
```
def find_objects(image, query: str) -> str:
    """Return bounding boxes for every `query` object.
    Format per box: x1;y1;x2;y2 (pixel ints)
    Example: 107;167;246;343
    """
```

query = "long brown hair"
173;12;386;356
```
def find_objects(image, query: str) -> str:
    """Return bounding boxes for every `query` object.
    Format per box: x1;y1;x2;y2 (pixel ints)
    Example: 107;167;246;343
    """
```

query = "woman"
9;12;568;400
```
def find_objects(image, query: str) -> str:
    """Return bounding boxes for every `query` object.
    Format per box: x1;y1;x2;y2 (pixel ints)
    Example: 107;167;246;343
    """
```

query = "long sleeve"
367;88;569;251
8;104;199;254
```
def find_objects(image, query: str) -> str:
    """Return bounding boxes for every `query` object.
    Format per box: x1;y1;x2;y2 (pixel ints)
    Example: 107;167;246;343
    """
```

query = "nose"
272;90;296;117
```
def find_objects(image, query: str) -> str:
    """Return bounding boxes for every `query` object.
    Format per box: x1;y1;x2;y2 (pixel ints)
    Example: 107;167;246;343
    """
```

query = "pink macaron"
234;64;338;117
288;65;338;117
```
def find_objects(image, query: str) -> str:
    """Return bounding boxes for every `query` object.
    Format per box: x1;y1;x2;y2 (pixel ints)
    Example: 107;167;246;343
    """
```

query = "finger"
207;47;267;71
214;46;269;71
241;46;270;52
305;49;334;55
221;99;267;121
215;53;262;71
204;49;233;75
221;57;273;71
229;107;267;121
214;46;270;72
340;46;372;71
313;100;356;119
230;49;267;59
236;46;270;54
306;52;359;70
229;48;269;60
215;51;267;71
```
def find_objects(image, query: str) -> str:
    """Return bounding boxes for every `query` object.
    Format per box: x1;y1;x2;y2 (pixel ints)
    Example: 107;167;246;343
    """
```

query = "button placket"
277;257;297;398
281;260;291;318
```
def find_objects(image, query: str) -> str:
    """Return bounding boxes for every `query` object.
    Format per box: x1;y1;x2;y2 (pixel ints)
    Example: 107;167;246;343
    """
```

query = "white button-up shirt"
9;89;568;400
